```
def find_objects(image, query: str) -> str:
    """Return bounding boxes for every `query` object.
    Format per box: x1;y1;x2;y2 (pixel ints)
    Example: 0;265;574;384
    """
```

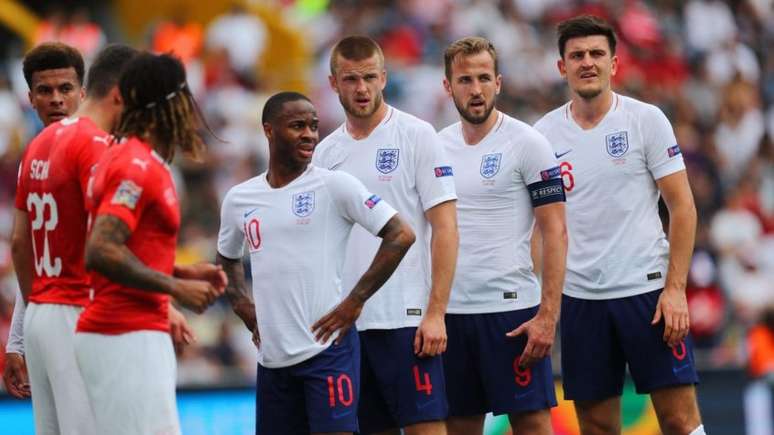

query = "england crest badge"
375;148;399;174
292;191;315;217
480;153;502;179
605;131;629;158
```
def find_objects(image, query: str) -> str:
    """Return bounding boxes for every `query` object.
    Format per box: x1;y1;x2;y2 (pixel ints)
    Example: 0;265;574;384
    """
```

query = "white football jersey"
217;165;396;368
534;93;686;300
440;112;563;313
313;106;457;330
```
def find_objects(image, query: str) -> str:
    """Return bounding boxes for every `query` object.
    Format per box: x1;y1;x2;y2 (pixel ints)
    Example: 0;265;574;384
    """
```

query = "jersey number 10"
26;192;62;277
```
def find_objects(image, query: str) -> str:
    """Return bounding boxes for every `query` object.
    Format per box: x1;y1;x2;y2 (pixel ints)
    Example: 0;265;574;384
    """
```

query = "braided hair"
114;52;207;162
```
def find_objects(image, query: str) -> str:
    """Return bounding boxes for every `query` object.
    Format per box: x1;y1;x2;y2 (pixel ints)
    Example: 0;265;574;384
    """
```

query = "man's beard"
341;92;383;119
455;95;496;125
576;86;603;100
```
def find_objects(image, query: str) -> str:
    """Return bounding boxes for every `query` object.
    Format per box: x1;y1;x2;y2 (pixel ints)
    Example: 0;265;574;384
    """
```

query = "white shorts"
24;303;96;435
74;330;180;435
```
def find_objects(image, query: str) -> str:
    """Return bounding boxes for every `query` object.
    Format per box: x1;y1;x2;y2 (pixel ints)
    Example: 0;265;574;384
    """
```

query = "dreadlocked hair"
114;52;208;162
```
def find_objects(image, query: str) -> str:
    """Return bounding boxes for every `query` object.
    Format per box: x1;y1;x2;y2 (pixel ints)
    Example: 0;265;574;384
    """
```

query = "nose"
301;126;318;142
50;89;64;106
470;79;483;95
355;78;368;94
580;53;594;68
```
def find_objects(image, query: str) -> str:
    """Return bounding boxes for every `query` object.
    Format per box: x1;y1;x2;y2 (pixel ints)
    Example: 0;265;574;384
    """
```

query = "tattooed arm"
215;253;256;332
312;214;415;343
85;215;222;313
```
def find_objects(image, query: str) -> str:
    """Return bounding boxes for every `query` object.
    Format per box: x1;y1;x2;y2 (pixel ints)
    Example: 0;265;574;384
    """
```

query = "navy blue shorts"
358;327;448;433
444;307;557;417
561;289;700;401
256;328;360;435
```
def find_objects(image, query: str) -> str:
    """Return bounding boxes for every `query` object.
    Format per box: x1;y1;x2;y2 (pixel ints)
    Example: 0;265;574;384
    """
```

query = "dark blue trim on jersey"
528;178;565;207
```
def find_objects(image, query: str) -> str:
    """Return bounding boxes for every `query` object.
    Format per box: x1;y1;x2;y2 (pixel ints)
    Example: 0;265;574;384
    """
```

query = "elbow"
398;224;416;251
84;241;105;273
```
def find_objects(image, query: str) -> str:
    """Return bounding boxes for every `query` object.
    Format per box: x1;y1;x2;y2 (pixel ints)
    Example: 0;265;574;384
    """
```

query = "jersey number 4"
26;192;62;277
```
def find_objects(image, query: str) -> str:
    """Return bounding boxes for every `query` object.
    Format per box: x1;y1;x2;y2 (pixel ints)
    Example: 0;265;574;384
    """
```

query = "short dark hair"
22;42;85;88
86;44;139;98
557;15;617;58
444;36;498;80
262;91;312;125
329;36;384;75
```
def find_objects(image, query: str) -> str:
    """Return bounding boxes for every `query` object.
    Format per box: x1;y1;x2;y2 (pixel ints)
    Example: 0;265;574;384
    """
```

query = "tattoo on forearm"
85;215;174;294
215;253;251;306
349;216;412;303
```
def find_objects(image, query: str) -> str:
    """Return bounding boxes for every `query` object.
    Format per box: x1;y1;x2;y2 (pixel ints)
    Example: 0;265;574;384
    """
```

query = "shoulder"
392;108;437;137
316;125;346;153
316;166;361;189
618;95;669;123
533;104;568;133
437;122;461;143
225;173;266;201
500;114;551;150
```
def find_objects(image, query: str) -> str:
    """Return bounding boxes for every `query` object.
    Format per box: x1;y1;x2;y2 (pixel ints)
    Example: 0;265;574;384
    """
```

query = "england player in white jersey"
438;36;567;435
216;92;415;435
313;36;458;435
533;16;705;435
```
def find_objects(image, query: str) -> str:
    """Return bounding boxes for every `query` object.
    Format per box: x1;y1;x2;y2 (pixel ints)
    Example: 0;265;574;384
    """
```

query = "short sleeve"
414;126;457;211
519;130;566;208
326;171;397;236
95;159;151;232
643;105;685;180
217;189;246;259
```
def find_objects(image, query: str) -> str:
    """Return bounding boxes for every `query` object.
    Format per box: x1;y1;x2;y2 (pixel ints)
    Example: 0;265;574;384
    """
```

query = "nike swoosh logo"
417;399;438;410
332;409;354;419
244;207;259;218
672;364;691;375
555;149;573;159
514;388;534;399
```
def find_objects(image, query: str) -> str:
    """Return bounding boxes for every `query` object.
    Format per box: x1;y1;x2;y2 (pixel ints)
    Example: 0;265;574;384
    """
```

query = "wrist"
536;306;559;322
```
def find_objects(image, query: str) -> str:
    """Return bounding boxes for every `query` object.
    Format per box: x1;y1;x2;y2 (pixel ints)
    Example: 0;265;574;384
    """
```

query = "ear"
379;68;387;91
328;74;338;94
610;55;618;77
442;78;452;97
495;74;502;95
110;86;123;107
79;86;85;101
28;90;33;106
262;122;273;141
557;58;567;79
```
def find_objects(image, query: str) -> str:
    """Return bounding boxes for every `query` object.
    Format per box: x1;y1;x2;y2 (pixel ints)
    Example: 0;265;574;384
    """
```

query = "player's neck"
345;102;388;140
266;161;307;188
75;98;113;132
569;90;614;130
461;109;500;145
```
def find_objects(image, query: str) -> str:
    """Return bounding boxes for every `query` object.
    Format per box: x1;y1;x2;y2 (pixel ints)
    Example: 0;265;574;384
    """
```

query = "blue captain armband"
528;178;565;207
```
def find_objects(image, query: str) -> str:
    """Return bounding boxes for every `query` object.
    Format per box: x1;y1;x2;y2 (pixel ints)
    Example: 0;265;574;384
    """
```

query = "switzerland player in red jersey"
74;52;225;435
12;44;137;435
5;42;84;401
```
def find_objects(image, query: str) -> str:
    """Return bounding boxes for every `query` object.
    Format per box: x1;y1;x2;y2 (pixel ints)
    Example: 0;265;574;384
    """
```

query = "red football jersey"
76;138;180;334
14;117;109;307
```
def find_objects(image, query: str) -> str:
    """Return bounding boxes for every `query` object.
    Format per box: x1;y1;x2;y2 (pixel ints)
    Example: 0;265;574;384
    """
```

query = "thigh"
256;364;308;435
477;309;557;416
24;304;59;435
444;314;487;418
45;305;96;435
298;328;360;434
358;332;397;434
359;328;448;431
74;331;180;435
560;295;626;401
610;290;700;394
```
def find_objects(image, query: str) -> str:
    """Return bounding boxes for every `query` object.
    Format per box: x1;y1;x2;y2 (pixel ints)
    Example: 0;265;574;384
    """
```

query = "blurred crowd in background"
0;0;772;389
